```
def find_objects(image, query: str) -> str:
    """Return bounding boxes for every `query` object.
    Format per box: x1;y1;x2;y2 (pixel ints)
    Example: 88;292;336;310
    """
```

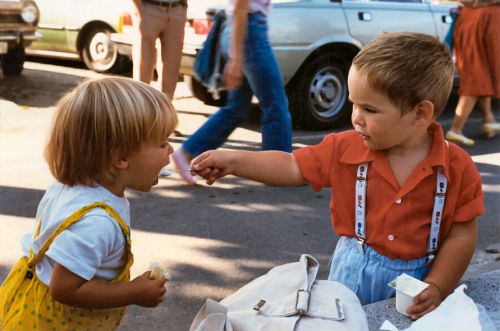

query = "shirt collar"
339;122;450;180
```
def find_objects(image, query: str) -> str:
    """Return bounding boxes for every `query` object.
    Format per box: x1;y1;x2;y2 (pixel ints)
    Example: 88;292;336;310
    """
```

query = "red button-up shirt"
293;122;484;260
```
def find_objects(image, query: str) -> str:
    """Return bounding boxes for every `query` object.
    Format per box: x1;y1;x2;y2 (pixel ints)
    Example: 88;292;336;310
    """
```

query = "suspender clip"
426;252;435;266
356;238;365;254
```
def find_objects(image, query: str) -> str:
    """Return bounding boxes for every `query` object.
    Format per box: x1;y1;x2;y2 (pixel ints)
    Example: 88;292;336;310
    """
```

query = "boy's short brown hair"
45;77;178;186
352;32;454;117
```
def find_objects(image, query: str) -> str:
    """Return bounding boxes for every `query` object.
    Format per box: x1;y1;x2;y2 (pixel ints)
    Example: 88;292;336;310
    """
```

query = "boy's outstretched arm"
192;150;306;186
407;218;477;319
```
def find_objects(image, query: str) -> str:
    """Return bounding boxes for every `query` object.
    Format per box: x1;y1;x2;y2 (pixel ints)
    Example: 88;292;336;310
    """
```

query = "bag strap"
189;299;231;331
27;201;131;268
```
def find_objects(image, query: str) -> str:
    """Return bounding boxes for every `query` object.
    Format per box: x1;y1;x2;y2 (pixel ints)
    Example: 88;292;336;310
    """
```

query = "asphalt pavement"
0;59;499;330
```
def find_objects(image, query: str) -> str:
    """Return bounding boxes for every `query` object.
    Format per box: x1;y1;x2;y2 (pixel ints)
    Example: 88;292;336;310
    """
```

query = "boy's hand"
407;283;442;319
192;151;233;185
130;271;167;307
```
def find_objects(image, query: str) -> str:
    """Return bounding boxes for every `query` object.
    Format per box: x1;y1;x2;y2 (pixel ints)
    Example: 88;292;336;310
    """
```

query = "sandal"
445;130;475;146
482;123;500;139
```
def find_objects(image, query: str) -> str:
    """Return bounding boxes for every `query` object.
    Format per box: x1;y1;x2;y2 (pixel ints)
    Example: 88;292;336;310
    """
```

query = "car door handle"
442;15;452;23
358;12;372;21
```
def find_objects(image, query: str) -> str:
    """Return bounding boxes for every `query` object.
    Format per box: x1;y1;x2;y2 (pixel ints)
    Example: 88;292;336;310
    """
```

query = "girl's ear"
414;100;434;124
114;159;129;170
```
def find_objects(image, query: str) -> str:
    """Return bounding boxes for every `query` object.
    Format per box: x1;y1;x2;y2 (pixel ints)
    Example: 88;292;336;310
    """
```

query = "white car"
113;0;457;129
26;0;133;73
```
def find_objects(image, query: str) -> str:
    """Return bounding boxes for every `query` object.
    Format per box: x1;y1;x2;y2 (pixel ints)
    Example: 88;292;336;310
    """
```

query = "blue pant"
328;236;431;305
183;12;292;156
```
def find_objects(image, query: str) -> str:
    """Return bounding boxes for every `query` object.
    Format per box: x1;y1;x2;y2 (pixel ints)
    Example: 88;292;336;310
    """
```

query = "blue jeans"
328;236;431;305
183;12;292;156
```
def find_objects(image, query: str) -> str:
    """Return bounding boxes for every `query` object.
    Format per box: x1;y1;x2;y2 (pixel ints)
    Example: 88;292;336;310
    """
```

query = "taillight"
118;12;133;33
192;19;212;35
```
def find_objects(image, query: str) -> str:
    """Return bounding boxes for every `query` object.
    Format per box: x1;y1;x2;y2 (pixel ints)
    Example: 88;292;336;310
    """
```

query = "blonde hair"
352;32;454;117
45;77;178;186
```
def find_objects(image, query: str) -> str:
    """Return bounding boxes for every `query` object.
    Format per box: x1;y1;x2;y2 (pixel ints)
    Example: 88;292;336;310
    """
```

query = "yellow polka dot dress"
0;202;134;330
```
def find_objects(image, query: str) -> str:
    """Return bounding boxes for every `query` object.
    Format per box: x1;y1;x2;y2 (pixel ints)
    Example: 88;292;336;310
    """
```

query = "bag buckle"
295;289;311;314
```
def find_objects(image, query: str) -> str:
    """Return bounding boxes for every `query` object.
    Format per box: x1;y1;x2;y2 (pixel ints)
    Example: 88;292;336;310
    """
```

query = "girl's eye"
364;107;376;113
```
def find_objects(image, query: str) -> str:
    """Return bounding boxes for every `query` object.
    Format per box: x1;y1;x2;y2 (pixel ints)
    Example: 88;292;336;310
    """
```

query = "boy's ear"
413;100;434;124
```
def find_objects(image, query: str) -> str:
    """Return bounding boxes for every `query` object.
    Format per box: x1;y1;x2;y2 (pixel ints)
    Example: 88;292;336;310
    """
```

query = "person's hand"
407;282;443;320
223;57;244;89
191;151;234;185
130;271;167;307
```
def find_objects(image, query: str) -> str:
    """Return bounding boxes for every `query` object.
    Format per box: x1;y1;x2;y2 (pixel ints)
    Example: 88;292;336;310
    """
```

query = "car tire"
184;75;227;107
1;46;25;76
287;53;351;130
81;27;128;73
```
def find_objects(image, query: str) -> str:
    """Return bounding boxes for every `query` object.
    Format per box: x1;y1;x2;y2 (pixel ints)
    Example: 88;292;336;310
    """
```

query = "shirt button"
395;198;402;204
387;234;395;241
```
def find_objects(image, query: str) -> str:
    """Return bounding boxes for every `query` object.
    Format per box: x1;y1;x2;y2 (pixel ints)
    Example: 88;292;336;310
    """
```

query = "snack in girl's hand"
149;262;171;281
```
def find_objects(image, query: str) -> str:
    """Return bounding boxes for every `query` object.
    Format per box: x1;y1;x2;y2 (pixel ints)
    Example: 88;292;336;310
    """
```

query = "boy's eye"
364;107;376;113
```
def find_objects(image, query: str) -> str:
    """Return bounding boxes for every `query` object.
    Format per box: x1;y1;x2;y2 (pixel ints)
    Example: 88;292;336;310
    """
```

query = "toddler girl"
0;77;178;330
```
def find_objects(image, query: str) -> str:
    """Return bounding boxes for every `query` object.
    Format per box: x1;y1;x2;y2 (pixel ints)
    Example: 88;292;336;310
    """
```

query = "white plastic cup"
388;273;429;317
395;289;414;316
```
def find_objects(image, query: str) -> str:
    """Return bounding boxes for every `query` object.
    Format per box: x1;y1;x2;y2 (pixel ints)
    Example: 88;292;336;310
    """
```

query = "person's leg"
182;79;254;158
242;14;292;152
159;5;187;100
446;95;477;146
477;96;500;138
132;4;162;84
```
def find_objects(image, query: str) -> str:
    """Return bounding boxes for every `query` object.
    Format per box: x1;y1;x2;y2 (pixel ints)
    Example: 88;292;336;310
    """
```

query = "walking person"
445;3;500;146
131;0;188;100
173;0;292;184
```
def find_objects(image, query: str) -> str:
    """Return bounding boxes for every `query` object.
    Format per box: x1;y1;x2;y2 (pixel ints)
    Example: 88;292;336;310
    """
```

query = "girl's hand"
192;151;234;185
407;282;443;320
130;271;167;307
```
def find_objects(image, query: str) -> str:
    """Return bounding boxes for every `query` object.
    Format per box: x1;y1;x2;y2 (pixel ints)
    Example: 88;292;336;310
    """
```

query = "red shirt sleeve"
293;134;336;192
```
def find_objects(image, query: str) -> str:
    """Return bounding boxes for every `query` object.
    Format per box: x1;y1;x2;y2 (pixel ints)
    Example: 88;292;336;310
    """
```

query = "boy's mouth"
356;130;369;140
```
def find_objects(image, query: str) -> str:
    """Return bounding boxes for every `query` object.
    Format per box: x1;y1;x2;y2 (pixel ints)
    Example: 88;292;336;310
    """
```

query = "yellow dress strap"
27;202;131;268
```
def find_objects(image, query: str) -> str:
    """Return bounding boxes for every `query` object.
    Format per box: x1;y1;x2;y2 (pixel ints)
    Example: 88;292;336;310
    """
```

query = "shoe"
172;147;196;185
445;130;475;146
482;123;500;139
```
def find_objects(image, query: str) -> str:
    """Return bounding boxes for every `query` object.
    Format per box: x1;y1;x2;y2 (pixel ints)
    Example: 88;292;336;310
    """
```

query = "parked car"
0;0;40;76
112;0;457;129
26;0;132;73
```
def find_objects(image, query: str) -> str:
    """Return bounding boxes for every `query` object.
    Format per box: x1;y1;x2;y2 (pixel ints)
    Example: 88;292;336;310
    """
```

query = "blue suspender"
354;163;447;264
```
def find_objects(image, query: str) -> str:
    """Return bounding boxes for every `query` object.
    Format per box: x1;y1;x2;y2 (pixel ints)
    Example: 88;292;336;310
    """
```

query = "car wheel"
81;27;128;73
1;46;25;76
184;75;227;107
288;53;350;130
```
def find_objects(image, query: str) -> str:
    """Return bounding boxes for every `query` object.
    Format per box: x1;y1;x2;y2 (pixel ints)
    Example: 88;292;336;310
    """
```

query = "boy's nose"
351;106;362;126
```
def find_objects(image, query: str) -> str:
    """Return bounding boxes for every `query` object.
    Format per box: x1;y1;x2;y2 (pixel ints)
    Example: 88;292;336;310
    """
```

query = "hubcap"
88;31;116;70
309;67;347;120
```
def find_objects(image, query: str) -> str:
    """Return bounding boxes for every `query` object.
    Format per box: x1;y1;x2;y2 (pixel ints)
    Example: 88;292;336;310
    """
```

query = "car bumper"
111;32;200;76
0;31;42;47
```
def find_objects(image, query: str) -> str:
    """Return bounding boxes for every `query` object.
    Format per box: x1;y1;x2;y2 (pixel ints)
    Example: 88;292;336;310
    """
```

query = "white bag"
190;254;369;331
380;284;485;331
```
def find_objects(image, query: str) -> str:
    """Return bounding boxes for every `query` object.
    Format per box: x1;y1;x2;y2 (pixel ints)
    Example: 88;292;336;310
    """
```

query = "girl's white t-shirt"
21;182;130;286
228;0;271;16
